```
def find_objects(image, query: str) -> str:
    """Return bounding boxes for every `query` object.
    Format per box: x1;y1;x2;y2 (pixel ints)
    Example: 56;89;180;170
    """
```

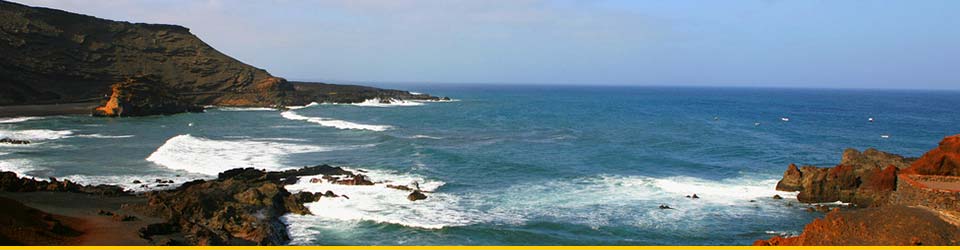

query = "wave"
284;168;481;230
411;99;459;103
74;134;135;139
481;174;797;229
59;173;205;192
0;129;73;141
287;102;320;110
280;110;392;131
350;98;424;107
410;135;443;140
215;107;277;112
146;134;333;176
0;117;44;123
0;158;44;179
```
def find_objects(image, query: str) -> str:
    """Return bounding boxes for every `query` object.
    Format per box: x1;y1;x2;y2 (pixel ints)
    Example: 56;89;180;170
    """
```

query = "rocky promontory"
758;134;960;245
0;0;447;116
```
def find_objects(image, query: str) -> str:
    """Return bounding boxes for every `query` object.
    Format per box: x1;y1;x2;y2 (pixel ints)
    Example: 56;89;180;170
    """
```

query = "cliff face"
0;0;293;106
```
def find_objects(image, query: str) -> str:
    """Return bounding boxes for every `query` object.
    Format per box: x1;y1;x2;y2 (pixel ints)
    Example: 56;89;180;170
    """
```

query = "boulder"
407;190;427;201
775;164;802;191
333;174;374;186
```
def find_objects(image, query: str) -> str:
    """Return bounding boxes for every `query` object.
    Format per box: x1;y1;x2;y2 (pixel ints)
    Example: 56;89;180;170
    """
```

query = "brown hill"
0;0;444;111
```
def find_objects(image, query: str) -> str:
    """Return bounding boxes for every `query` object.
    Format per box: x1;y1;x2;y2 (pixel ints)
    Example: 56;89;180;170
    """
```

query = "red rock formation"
754;206;959;246
903;135;960;176
760;135;960;246
776;148;913;207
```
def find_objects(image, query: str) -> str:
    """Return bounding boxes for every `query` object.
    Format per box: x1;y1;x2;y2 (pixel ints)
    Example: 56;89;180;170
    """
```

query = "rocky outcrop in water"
0;137;29;144
131;165;354;245
775;148;912;207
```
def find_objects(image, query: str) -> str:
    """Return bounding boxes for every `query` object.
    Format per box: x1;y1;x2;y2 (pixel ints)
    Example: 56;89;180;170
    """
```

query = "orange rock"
903;135;960;176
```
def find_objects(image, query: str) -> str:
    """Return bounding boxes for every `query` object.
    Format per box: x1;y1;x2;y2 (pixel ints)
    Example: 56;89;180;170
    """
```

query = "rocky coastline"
756;134;960;246
0;164;429;245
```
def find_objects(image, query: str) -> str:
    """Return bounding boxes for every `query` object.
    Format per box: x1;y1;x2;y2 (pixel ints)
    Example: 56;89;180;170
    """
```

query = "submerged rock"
407;190;428;201
0;138;30;144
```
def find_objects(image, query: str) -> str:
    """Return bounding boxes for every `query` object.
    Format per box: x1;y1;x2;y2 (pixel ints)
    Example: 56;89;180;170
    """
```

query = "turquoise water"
1;85;958;245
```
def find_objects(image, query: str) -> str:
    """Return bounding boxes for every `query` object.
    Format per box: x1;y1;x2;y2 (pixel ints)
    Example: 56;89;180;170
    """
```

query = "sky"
13;0;960;89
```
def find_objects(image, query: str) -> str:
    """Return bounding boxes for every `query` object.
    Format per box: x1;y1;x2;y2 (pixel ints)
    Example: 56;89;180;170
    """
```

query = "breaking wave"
350;98;424;107
280;110;392;131
284;168;483;230
0;129;73;141
146;134;333;176
0;117;44;123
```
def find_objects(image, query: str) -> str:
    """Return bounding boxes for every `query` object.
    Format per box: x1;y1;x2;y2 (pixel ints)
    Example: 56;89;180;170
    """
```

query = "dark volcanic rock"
91;77;203;117
0;1;445;109
0;0;294;106
775;148;913;207
407;190;427;201
135;172;304;245
0;171;128;196
0;138;29;144
132;164;351;245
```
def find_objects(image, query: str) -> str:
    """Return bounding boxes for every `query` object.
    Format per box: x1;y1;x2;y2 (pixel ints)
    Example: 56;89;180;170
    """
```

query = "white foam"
350;98;424;107
287;102;320;110
0;117;44;123
280;110;392;131
411;99;459;103
60;173;204;192
409;92;423;95
285;168;481;229
483;174;797;228
216;107;277;112
410;135;443;140
0;158;43;178
74;134;135;139
0;129;73;141
146;134;332;176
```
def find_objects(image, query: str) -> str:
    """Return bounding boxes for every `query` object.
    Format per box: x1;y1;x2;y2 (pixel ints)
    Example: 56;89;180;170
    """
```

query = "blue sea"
1;85;958;245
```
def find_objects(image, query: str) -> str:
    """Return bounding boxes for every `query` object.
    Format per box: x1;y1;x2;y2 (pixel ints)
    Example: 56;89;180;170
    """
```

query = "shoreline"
0;102;98;118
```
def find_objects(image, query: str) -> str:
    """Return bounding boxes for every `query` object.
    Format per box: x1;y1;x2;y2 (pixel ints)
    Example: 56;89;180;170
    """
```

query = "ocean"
1;85;958;245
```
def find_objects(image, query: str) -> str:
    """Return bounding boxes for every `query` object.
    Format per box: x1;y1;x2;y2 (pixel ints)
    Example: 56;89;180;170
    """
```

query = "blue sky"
16;0;960;89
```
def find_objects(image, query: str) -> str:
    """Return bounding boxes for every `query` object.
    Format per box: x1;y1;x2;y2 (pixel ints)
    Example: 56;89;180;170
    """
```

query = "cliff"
0;0;446;115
